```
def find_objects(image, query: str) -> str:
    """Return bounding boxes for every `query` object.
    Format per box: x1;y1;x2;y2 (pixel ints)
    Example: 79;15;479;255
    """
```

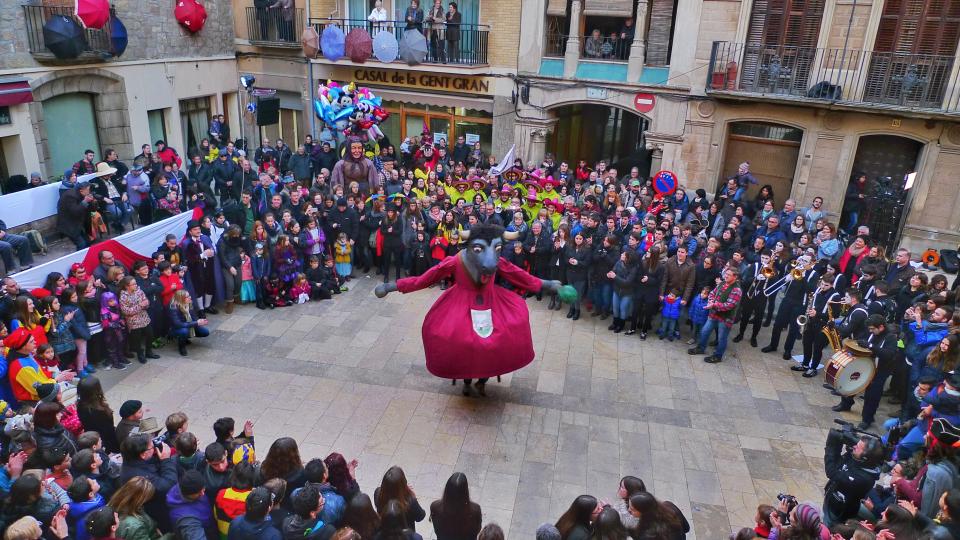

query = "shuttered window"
741;0;825;93
866;0;960;108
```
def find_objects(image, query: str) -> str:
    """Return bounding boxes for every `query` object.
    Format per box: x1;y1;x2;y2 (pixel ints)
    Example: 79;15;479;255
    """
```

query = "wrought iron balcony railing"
707;41;960;114
245;6;304;46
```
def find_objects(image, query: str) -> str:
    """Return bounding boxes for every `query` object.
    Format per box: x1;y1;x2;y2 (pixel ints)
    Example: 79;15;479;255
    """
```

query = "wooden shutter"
874;0;960;54
745;0;825;48
546;0;567;17
583;0;634;16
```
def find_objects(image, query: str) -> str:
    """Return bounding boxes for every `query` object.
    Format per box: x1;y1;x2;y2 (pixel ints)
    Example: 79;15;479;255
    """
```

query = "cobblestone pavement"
94;274;898;539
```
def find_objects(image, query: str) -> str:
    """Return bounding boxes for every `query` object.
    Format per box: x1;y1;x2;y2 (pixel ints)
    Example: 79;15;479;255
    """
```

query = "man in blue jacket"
168;470;217;540
228;488;282;540
119;433;179;532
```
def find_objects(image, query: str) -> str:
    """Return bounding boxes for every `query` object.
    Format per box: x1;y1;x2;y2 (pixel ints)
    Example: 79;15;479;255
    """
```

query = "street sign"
633;92;656;113
652;170;677;196
251;87;277;97
586;87;609;99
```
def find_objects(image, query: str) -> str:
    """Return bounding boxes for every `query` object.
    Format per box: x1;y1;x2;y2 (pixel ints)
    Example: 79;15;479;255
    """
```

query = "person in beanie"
168;470;217;540
115;400;143;447
5;328;70;404
227;487;282;540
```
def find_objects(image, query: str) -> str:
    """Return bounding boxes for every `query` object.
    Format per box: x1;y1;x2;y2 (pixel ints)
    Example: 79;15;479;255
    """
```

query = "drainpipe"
306;0;317;138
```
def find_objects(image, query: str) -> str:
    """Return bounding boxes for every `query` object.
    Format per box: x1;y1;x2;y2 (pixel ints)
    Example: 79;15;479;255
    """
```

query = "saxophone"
821;301;843;352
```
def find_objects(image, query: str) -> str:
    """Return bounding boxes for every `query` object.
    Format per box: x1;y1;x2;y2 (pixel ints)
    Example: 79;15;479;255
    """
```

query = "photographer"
822;422;884;526
119;433;179;531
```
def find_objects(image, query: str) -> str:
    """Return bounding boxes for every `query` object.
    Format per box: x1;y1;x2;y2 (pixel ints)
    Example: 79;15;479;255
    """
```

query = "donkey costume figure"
375;223;566;396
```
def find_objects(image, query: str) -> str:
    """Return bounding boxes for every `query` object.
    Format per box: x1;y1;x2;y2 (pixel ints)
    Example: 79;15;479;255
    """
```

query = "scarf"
179;303;195;338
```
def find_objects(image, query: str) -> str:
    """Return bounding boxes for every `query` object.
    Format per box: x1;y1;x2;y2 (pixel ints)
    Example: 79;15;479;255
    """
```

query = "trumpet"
790;259;813;280
761;260;778;279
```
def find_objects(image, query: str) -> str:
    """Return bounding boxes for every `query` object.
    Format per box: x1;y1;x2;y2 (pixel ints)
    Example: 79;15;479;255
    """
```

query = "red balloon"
174;0;207;33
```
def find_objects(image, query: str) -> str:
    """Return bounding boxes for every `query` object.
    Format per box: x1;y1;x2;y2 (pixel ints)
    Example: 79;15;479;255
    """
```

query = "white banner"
11;211;195;289
0;183;62;228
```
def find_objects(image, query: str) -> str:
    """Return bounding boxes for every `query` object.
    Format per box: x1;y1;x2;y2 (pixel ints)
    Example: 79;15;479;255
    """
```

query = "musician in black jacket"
733;250;774;347
831;289;872;413
856;315;901;429
793;277;841;377
762;255;815;359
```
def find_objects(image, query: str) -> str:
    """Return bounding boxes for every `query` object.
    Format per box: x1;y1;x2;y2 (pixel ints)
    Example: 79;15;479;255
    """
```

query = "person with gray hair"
535;522;561;540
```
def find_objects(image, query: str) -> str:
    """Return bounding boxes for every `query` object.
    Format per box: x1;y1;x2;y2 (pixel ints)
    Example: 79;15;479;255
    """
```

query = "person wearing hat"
123;161;153;227
167;469;218;540
115;399;145;446
181;220;220;317
891;417;960;519
56;176;97;250
538;176;561;203
5;328;71;405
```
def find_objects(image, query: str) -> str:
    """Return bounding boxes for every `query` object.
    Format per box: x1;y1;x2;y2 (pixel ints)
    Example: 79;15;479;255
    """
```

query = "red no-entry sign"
633;93;656;113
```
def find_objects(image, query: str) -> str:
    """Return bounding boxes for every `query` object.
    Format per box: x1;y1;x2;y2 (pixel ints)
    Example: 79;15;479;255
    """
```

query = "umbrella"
43;15;87;59
345;28;373;63
399;30;428;65
373;30;398;63
321;24;345;61
301;26;319;58
109;15;128;57
75;0;110;29
174;0;207;33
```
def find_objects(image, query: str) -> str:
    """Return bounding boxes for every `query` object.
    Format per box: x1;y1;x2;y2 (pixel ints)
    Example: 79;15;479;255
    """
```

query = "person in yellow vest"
539;176;562;203
448;179;471;204
545;199;564;231
469;177;487;202
521;194;541;225
494;186;514;212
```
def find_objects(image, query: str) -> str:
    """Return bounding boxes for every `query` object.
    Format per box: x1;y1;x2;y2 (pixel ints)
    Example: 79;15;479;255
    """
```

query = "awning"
366;86;493;113
0;78;34;106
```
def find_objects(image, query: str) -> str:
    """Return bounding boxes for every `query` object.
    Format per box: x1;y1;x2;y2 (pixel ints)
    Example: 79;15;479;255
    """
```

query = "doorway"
41;92;101;178
841;135;923;252
546;103;650;176
720;121;802;203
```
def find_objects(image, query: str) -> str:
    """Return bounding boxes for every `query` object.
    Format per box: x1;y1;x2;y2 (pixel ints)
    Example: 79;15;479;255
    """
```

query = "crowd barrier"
12;210;195;289
1;183;62;228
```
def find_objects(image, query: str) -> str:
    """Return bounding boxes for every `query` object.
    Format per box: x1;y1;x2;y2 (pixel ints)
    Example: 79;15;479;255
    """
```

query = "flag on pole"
489;144;516;176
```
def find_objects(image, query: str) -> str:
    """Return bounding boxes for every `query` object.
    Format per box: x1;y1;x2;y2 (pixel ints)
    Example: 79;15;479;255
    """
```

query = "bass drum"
825;350;876;396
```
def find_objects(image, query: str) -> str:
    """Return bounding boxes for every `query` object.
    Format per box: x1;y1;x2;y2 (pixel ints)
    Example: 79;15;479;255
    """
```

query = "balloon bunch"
314;81;391;143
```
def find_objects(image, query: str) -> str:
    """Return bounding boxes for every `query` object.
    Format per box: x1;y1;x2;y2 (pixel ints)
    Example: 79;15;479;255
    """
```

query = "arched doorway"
720;121;802;202
41;93;101;176
546;103;650;175
840;134;923;252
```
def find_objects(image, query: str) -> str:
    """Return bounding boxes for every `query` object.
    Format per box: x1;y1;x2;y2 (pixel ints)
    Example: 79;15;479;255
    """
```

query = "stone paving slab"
91;272;902;539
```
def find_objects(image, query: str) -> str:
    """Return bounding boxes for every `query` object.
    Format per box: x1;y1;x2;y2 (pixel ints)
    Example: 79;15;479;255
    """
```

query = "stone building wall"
0;0;236;70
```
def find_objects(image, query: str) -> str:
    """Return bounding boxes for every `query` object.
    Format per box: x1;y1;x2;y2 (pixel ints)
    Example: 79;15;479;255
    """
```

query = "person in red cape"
375;223;563;397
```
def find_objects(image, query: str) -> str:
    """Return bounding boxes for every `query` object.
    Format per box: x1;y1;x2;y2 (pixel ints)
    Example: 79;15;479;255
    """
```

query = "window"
179;96;212;157
0;106;10;126
147;109;167;147
260;108;302;147
729;121;803;142
742;0;826;92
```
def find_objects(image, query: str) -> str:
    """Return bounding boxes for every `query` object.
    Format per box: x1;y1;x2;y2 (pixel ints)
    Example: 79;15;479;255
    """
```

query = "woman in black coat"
609;250;638;333
564;232;592;320
75;377;120;453
629;246;664;338
380;207;404;283
374;466;426;533
34;402;77;457
429;473;482;540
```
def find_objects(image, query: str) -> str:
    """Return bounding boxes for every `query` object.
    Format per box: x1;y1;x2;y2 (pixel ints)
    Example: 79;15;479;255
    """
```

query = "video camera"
830;419;877;446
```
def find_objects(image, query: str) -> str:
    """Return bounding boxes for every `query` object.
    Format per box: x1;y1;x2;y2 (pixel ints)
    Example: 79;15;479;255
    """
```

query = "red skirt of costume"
396;253;544;379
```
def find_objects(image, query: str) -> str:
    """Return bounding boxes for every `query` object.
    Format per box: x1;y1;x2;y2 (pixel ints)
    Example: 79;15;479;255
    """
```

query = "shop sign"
586;87;608;99
338;67;492;94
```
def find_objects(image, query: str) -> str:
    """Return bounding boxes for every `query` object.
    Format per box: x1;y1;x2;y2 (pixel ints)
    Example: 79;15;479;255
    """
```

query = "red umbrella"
345;28;373;63
174;0;207;33
74;0;110;29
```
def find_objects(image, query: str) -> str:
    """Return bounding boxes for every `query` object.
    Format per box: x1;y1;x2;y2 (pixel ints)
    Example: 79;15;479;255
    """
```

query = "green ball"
556;284;578;304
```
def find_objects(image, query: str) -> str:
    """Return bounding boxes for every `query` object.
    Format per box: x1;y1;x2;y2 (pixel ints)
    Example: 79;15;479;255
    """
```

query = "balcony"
707;41;960;115
539;32;668;84
245;7;304;47
23;4;113;62
307;18;489;66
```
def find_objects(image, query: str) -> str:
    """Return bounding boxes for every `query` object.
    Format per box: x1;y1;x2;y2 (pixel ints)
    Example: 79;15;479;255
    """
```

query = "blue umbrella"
373;30;398;63
109;15;128;57
399;30;428;65
42;15;87;59
321;24;345;62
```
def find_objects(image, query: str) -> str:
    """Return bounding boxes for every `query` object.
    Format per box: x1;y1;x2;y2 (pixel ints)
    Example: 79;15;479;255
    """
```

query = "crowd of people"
2;117;960;538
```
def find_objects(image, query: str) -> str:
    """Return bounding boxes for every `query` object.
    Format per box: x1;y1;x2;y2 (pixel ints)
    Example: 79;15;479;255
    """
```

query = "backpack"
23;229;47;254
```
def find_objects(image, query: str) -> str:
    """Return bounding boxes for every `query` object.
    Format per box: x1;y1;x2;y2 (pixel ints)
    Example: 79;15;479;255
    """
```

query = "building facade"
0;0;239;183
232;0;520;162
516;0;960;253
